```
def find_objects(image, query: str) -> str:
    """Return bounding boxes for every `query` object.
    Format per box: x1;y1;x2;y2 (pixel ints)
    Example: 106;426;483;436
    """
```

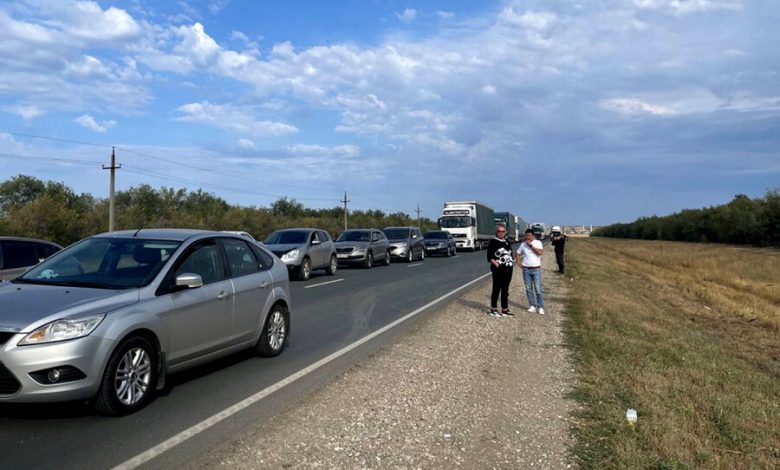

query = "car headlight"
353;246;367;254
281;248;300;261
19;314;105;346
395;242;408;249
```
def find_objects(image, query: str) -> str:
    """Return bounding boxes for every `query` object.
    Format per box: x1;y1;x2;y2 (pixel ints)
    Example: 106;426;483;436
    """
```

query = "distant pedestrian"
551;225;566;274
516;228;544;315
487;224;514;317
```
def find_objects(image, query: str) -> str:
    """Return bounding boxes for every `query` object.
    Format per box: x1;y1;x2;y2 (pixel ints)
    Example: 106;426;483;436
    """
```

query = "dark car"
382;226;425;262
0;237;63;281
423;230;457;257
334;229;391;268
264;228;337;280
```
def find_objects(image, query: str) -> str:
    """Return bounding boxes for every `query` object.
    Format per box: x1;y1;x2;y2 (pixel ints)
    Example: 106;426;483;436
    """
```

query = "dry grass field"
563;238;779;469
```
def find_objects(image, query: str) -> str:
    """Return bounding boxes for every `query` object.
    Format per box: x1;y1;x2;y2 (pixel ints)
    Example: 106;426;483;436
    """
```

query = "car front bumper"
0;334;115;403
424;245;449;254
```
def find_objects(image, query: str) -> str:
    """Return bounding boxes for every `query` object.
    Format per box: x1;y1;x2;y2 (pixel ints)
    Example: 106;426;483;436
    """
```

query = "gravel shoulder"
191;249;576;469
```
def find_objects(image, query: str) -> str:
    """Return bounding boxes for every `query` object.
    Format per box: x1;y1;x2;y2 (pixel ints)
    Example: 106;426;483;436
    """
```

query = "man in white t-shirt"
515;228;545;315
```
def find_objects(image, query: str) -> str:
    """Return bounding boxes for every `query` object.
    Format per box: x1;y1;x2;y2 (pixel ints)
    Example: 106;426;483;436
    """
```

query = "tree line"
0;175;437;246
592;189;780;247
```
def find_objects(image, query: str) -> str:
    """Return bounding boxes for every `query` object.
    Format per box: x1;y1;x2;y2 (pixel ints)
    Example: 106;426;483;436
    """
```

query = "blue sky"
0;0;777;225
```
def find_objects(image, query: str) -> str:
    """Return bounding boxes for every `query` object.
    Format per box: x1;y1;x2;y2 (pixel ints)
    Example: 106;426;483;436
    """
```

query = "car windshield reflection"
15;238;180;289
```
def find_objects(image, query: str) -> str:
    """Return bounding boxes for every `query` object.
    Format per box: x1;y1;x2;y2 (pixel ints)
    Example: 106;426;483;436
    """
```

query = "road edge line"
112;271;491;470
303;278;344;289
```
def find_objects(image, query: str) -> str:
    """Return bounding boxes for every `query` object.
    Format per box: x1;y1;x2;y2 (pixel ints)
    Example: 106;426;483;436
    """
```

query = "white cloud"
174;101;298;136
633;0;742;15
74;114;117;132
601;98;676;116
436;11;455;19
230;30;249;43
500;8;557;30
397;8;417;23
3;104;45;120
286;144;360;158
236;138;255;149
208;0;231;15
481;84;497;95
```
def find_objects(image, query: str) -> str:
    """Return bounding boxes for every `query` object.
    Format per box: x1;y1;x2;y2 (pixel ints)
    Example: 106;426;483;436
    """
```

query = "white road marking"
407;263;424;268
112;271;492;470
303;278;344;289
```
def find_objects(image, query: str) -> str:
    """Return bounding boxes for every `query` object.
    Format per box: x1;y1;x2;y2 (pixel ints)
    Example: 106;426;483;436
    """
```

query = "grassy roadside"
562;238;779;469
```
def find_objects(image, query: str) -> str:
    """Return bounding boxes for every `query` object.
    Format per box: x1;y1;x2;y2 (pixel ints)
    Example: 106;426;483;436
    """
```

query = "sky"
0;0;777;226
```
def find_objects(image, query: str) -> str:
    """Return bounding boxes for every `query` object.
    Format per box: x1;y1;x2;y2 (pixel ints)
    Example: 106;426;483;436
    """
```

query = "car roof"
271;228;319;233
93;228;225;242
383;226;419;230
0;236;63;247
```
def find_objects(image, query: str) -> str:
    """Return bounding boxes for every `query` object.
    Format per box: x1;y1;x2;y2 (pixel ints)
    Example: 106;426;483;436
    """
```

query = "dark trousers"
555;251;565;274
490;268;513;309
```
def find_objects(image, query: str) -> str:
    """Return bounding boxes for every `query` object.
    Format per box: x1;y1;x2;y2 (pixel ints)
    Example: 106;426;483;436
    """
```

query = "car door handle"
259;281;269;289
217;290;231;300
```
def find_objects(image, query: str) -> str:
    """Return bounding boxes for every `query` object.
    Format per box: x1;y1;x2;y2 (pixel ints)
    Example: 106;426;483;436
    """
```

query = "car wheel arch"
110;328;165;390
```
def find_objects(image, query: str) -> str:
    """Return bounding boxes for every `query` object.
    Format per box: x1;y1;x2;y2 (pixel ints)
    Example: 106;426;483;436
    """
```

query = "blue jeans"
522;268;544;308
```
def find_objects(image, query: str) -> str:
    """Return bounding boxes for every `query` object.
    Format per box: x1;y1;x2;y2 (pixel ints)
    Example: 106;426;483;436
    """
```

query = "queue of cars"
0;225;459;415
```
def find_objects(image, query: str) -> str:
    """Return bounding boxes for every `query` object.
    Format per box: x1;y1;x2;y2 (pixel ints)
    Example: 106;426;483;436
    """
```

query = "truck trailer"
494;211;519;243
439;201;495;251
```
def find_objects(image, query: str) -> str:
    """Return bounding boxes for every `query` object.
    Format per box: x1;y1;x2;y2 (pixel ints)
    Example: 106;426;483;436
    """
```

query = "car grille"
336;247;354;254
0;362;21;395
0;332;15;347
452;233;467;238
271;251;286;257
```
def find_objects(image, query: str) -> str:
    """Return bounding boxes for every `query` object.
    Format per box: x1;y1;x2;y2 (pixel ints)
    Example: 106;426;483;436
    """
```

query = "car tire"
407;249;414;263
364;252;373;269
419;248;425;261
326;255;337;275
256;303;289;357
93;336;158;416
384;250;391;265
298;257;311;281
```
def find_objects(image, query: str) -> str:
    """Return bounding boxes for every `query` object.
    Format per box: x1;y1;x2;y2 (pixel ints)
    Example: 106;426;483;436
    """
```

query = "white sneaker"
538;308;545;315
527;306;537;313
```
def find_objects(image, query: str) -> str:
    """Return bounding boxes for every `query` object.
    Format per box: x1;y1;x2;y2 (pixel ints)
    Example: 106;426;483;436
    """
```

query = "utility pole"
102;146;121;232
341;191;350;231
415;205;421;228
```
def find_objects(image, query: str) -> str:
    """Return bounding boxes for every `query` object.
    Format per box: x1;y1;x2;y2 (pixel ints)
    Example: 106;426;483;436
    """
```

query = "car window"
311;231;320;244
319;230;330;242
37;243;61;258
2;241;44;269
174;240;226;285
372;232;380;242
249;244;274;271
221;238;259;277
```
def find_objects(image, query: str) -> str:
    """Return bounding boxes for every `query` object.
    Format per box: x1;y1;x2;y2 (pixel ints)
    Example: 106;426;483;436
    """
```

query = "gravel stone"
190;250;576;469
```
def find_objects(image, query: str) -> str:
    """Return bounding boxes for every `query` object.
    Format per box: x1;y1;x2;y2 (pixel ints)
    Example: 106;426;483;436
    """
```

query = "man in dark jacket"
551;225;566;274
487;224;514;317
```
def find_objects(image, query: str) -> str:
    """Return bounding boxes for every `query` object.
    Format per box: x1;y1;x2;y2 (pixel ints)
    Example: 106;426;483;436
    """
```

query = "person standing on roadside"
551;225;566;274
516;228;545;315
487;224;514;317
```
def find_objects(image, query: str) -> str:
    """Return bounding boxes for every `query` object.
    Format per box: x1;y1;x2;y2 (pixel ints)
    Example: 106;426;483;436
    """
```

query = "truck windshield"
439;216;473;228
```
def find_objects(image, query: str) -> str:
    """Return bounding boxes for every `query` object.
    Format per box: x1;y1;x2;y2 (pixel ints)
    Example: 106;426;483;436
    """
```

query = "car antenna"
132;227;143;237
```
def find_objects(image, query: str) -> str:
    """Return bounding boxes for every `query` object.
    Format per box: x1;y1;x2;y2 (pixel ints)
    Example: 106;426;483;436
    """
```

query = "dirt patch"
190;250;576;469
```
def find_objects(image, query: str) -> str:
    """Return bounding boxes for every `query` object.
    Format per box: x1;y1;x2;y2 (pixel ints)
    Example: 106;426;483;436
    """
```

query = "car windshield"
265;230;309;244
16;238;180;289
425;232;448;239
383;228;410;240
439;216;473;228
337;231;371;242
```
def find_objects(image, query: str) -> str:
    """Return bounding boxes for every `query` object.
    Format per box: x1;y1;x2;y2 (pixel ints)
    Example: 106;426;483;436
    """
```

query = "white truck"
438;201;495;251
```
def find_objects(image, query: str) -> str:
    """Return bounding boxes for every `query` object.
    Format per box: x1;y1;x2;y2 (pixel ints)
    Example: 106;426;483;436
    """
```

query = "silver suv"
264;228;337;280
383;226;425;262
0;229;290;415
334;229;390;268
0;237;62;281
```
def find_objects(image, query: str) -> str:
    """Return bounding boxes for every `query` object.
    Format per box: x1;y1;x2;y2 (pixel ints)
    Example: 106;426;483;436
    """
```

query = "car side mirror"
412;234;418;239
176;273;203;289
311;239;321;246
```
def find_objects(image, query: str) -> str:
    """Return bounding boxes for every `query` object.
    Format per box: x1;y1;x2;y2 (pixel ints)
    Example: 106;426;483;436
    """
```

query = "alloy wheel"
267;309;287;351
114;347;151;406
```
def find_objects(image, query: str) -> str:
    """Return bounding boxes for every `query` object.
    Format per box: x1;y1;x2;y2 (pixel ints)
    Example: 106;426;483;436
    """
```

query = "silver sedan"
0;229;291;415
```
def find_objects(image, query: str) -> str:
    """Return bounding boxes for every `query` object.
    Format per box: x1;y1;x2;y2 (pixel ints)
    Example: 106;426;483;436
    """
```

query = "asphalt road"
0;249;490;470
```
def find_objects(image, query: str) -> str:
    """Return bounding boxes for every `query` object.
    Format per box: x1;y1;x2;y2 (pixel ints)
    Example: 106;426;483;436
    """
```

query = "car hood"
0;282;140;332
387;238;411;244
334;241;369;248
264;243;303;254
